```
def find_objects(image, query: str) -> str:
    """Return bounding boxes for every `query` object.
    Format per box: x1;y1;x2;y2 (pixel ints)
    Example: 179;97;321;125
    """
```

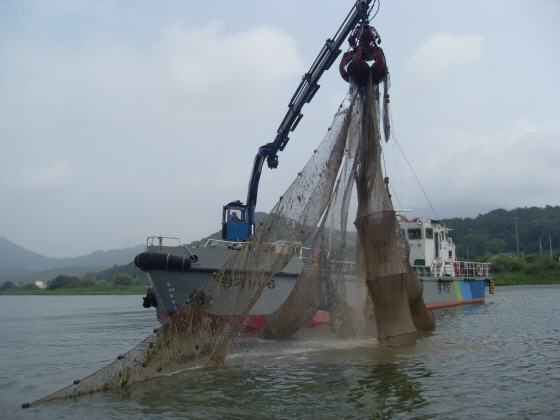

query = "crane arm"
246;0;372;218
223;0;373;241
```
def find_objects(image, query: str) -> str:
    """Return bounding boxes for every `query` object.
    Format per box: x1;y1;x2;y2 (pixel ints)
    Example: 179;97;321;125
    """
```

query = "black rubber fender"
134;252;196;272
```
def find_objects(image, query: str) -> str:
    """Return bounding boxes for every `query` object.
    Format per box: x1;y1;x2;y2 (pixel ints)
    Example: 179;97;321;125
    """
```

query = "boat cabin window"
425;228;433;239
229;209;246;222
408;228;422;239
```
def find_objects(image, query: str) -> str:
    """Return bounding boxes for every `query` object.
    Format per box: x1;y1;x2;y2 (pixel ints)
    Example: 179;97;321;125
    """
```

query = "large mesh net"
354;78;434;346
30;76;434;406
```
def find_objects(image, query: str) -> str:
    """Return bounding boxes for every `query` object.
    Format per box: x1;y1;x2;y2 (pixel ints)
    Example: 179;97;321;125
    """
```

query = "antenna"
514;211;520;257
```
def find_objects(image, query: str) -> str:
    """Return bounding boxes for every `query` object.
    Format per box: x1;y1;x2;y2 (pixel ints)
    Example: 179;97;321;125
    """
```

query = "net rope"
31;76;434;406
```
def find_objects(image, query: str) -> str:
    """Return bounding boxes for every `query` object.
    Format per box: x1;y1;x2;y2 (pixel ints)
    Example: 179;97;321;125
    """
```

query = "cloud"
480;118;560;196
23;162;74;188
392;116;560;210
0;15;307;257
159;21;304;103
2;1;558;258
385;31;560;212
1;18;306;178
403;33;484;91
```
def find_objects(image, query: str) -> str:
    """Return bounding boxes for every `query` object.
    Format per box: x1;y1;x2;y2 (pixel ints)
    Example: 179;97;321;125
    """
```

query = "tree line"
1;273;149;294
186;206;559;262
443;205;559;260
491;253;559;280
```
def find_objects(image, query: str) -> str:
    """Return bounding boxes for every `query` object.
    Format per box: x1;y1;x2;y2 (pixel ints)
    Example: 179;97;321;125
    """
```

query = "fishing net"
262;76;434;343
29;75;433;406
29;88;356;405
353;77;434;346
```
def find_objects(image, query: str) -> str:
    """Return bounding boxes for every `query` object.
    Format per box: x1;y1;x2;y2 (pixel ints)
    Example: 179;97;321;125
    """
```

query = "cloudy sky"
1;0;559;258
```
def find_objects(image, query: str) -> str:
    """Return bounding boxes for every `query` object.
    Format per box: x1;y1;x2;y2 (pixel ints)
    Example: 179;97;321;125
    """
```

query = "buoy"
73;379;81;385
118;354;124;360
22;402;30;409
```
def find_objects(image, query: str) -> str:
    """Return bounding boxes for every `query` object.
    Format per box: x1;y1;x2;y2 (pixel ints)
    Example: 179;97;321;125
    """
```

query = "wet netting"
30;77;433;406
353;78;435;347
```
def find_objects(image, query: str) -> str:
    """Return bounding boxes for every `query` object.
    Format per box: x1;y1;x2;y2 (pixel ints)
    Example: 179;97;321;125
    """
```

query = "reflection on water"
2;286;560;419
346;358;430;419
97;339;434;420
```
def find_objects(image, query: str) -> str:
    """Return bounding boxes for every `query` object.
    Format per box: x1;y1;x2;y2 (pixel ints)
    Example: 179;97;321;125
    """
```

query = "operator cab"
222;200;251;241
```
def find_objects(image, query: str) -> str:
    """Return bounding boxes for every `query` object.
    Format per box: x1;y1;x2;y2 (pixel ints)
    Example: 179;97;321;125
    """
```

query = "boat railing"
341;260;357;274
203;238;312;259
423;259;491;278
453;261;491;277
203;239;244;250
145;236;198;260
412;265;432;277
146;235;186;251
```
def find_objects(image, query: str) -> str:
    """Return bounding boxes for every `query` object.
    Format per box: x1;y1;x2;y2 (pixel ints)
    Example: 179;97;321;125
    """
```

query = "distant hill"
0;237;144;283
1;237;62;270
408;201;502;220
3;207;557;284
2;265;109;285
0;237;144;270
443;205;560;258
184;207;559;260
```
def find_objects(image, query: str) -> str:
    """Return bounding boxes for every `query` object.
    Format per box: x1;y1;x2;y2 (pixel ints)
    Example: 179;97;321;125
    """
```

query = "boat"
396;212;494;310
135;210;494;326
26;2;496;407
133;1;494;329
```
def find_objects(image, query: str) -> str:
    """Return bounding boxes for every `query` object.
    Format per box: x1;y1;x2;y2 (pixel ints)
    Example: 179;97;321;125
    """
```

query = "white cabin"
398;215;455;277
397;212;490;278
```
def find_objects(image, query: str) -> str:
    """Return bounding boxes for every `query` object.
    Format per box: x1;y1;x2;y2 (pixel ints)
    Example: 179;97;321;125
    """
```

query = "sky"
1;0;559;258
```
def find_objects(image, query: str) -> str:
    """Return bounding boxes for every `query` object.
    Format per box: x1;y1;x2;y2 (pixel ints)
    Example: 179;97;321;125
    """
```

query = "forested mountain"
3;208;558;284
443;205;559;259
187;207;559;260
0;237;144;270
0;237;145;283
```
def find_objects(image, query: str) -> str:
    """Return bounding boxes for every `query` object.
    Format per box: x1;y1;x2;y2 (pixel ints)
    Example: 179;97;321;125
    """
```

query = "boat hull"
139;246;491;326
420;277;489;309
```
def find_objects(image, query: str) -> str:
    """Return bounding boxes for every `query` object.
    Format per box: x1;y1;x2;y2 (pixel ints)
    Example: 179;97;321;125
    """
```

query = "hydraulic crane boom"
222;0;373;242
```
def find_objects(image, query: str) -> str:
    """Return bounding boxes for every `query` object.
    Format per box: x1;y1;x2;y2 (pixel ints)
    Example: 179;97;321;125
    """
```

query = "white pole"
515;211;520;257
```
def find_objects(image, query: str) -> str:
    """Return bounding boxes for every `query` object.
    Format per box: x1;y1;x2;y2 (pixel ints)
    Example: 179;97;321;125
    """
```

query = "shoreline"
1;285;148;296
2;277;560;296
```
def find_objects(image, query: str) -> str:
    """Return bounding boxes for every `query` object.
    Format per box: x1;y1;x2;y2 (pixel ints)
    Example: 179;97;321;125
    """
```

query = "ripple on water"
3;286;560;419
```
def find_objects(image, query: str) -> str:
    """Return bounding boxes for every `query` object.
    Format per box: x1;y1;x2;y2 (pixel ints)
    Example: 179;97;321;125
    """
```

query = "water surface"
1;286;559;419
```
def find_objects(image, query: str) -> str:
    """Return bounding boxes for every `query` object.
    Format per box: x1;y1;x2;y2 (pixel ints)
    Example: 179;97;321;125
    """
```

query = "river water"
1;285;559;419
